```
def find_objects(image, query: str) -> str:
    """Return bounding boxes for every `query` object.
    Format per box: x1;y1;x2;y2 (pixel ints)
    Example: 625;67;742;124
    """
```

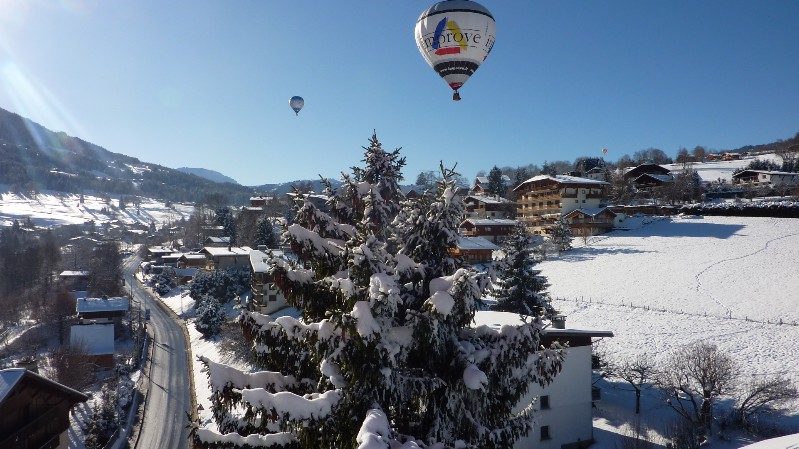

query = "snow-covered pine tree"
216;207;237;245
491;225;553;317
195;295;227;338
254;215;279;249
193;133;564;449
549;217;572;254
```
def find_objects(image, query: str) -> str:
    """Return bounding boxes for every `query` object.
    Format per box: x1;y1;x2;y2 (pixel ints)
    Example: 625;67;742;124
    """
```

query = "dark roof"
0;368;88;406
623;163;671;179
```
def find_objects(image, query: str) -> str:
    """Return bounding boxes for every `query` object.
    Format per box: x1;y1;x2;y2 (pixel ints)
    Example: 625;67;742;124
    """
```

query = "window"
541;425;551;441
540;395;550;409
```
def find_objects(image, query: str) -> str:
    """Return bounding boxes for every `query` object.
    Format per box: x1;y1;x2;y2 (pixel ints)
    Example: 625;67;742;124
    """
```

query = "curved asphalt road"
123;256;191;449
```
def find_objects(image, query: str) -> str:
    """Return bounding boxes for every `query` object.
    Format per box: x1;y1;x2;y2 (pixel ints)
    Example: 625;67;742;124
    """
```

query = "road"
123;256;191;449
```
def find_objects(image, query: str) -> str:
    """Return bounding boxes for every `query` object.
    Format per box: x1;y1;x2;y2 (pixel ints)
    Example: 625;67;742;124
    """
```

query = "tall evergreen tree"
491;226;553;316
87;241;123;296
549;217;573;254
253;215;279;249
215;207;237;246
194;135;563;449
486;165;506;197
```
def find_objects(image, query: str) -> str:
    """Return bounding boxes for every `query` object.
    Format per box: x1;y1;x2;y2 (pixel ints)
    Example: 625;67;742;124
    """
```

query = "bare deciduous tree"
610;354;658;414
736;375;799;425
657;342;737;435
43;340;94;391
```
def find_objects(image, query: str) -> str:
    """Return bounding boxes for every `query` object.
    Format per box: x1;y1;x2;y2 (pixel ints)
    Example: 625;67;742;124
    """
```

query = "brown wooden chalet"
513;175;609;235
0;368;88;449
449;236;498;265
463;194;516;220
76;296;130;323
459;218;518;243
623;163;671;181
562;208;617;236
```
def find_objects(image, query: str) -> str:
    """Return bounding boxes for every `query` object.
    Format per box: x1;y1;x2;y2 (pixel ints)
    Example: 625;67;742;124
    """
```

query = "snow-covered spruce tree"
254;215;279;249
195;295;227;338
548;217;572;254
193;133;564;449
491;225;553;317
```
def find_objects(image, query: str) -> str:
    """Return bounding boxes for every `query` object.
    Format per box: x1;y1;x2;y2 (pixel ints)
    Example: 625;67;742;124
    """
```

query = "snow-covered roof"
515;174;609;190
634;173;672;183
732;169;799;177
205;236;231;244
564;207;617;218
462;218;518;226
202;246;252;257
76;296;130;313
148;246;174;254
0;368;88;405
455;236;499;251
473;311;613;337
0;368;26;403
70;323;115;355
464;194;515;204
179;253;206;261
250;249;287;273
59;270;89;277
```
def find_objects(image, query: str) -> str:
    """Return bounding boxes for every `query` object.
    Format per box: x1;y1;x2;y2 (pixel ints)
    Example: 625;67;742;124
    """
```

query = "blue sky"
1;1;797;186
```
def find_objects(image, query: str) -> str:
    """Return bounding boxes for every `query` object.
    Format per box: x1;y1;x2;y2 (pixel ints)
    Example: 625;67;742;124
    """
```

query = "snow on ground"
0;189;194;228
662;152;783;183
539;215;799;445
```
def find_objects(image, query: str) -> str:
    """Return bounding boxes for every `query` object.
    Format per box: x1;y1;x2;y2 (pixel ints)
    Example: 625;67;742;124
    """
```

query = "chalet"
204;236;231;247
161;253;182;267
450;236;498;265
459;218;518;243
632;173;673;189
562;208;617;236
732;170;799;187
70;323;115;368
622;163;671;181
146;246;174;264
201;246;253;270
463;194;516;220
76;296;130;325
472;175;512;195
249;195;274;208
722;152;742;161
249;247;288;314
0;368;88;449
514;175;609;235
58;270;89;292
584;166;607;181
474;311;613;449
178;253;207;268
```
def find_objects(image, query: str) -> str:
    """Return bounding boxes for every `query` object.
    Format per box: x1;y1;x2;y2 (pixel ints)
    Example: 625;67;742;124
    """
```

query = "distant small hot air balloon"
289;96;304;116
602;148;608;156
415;0;496;101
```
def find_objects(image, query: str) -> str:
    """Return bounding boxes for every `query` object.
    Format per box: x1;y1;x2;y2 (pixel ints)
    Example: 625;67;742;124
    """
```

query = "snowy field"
662;152;783;183
0;189;194;228
540;215;799;445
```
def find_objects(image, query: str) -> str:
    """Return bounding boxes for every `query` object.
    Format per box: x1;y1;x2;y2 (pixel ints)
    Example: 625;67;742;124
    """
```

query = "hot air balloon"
289;96;304;116
602;148;608;156
415;0;496;101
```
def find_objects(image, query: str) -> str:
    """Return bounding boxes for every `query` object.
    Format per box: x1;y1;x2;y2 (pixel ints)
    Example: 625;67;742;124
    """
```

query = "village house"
145;245;175;264
70;323;115;368
248;247;288;314
463;194;516;219
0;368;89;449
201;246;253;270
76;296;129;328
473;311;613;449
732;170;799;187
471;175;513;195
514;175;609;235
58;270;89;292
459;218;519;243
623;163;673;191
583;166;607;181
204;236;231;247
563;208;618;237
450;236;498;265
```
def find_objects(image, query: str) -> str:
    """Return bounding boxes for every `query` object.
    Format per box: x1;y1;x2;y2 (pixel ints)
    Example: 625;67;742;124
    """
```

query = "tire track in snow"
694;230;799;315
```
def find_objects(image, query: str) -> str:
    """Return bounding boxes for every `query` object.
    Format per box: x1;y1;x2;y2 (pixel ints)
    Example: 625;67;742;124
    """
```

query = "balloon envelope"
289;96;304;115
602;148;608;155
415;0;496;95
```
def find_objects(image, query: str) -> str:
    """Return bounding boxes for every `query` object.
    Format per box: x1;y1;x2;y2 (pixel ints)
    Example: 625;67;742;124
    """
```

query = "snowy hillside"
540;215;799;413
0;190;194;228
662;152;783;183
